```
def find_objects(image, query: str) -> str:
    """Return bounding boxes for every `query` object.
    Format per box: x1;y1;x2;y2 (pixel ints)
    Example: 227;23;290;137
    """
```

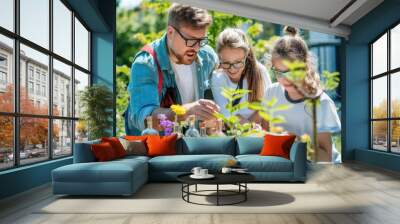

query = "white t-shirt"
264;83;342;163
211;62;272;119
171;62;198;104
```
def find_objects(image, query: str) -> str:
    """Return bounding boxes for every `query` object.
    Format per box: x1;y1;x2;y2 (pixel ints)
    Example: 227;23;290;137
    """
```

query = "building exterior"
0;41;74;155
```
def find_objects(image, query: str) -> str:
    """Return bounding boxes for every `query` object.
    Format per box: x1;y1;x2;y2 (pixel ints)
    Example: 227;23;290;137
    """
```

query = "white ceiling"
173;0;384;38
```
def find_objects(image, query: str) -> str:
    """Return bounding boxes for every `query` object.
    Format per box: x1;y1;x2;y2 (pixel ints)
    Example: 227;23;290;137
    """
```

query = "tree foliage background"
116;0;284;136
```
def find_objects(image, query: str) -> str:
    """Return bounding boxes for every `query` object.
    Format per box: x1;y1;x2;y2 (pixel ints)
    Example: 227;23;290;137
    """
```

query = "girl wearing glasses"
266;26;341;163
211;28;272;126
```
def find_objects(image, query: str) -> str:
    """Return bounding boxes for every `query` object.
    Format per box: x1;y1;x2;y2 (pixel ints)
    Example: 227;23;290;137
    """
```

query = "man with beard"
125;3;220;135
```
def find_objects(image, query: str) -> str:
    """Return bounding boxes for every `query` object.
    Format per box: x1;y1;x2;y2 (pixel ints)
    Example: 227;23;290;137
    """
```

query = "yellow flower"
300;134;311;143
171;104;186;116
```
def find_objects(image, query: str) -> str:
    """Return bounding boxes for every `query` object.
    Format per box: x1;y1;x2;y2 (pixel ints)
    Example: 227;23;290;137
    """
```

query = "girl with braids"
211;28;272;126
265;26;341;163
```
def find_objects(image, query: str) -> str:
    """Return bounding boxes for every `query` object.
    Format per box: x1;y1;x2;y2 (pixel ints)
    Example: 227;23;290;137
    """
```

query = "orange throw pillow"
260;133;296;159
91;142;117;162
146;134;177;157
101;137;126;158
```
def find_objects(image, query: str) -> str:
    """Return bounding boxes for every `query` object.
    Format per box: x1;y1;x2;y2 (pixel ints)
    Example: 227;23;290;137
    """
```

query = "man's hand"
183;99;220;120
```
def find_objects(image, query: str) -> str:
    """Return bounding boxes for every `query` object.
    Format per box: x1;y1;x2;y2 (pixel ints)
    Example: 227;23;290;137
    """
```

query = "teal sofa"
52;137;306;196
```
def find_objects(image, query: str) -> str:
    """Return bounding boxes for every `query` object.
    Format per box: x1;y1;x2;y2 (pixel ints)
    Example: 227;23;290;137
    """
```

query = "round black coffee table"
177;172;255;206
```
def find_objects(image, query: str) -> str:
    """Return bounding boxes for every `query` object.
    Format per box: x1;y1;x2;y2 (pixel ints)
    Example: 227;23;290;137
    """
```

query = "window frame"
0;0;92;171
370;20;400;154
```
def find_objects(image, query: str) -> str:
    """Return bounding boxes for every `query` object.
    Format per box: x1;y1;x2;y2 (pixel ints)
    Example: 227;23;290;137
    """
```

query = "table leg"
187;184;190;202
245;183;247;201
195;184;197;192
217;184;219;206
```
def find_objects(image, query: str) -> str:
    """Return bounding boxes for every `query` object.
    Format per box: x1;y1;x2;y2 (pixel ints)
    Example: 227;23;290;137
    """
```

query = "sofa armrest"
73;140;100;163
289;142;307;181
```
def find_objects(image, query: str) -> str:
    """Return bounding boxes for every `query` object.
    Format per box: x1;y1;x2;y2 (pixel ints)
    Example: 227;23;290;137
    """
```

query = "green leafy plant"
249;98;291;133
80;84;114;140
213;87;263;136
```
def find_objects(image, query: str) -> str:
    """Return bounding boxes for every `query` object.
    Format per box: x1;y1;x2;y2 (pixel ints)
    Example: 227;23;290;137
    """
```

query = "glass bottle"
172;122;183;138
200;121;207;137
185;115;200;137
141;116;159;136
215;119;226;137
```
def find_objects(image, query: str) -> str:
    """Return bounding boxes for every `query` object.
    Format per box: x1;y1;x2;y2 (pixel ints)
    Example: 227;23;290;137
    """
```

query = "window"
370;23;400;154
28;67;34;80
53;59;72;117
42;85;46;97
53;119;72;158
35;84;40;95
0;35;13;113
0;0;14;32
0;54;8;90
0;116;13;170
75;17;90;70
41;73;46;83
20;0;49;49
0;0;91;170
0;55;7;67
53;0;72;60
35;70;41;81
0;71;6;85
28;81;34;94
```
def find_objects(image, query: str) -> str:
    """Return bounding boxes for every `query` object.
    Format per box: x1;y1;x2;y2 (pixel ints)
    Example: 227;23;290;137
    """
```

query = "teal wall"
0;0;115;200
343;0;400;171
0;158;72;199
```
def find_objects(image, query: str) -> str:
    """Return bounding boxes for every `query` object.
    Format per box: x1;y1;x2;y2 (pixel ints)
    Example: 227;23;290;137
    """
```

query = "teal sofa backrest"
177;137;236;155
73;139;100;163
236;137;264;155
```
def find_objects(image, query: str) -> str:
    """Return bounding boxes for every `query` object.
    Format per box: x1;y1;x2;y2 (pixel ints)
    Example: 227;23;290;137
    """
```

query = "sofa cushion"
119;139;147;156
260;134;296;159
147;134;177;157
236;155;293;172
91;142;118;161
149;154;235;172
101;137;127;158
236;137;263;155
52;158;147;183
177;137;235;155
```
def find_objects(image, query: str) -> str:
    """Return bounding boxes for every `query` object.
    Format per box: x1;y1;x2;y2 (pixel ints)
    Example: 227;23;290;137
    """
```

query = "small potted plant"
79;84;113;140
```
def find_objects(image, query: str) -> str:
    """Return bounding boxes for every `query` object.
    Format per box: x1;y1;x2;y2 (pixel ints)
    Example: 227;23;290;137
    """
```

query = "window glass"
372;121;388;151
20;0;49;49
0;116;14;170
74;18;89;70
20;117;49;165
0;0;14;31
53;119;72;157
53;0;72;60
53;59;72;117
372;77;387;119
20;44;49;115
391;24;400;70
372;33;387;76
74;69;89;118
0;35;14;113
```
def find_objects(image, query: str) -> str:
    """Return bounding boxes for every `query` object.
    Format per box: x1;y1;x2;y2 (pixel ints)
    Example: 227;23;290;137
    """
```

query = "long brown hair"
216;28;264;102
271;26;321;98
